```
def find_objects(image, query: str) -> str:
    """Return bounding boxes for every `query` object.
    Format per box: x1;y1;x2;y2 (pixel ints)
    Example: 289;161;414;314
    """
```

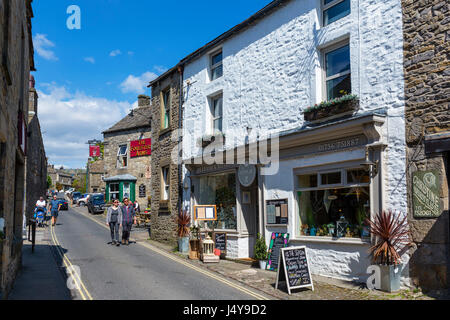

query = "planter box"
197;134;225;149
379;264;402;293
178;236;189;253
189;239;200;260
304;98;359;124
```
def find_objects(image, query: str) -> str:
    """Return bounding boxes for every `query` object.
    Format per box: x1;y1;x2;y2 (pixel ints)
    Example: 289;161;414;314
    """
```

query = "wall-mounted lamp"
360;146;379;178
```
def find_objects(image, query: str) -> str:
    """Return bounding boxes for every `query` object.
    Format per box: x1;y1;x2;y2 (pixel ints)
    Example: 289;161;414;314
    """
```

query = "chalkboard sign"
275;246;314;294
266;233;289;271
213;232;227;257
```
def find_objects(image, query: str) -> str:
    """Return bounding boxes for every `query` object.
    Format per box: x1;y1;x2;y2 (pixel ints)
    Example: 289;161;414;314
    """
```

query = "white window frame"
322;41;351;101
321;0;350;27
109;183;120;200
210;50;223;81
210;94;223;135
161;88;171;130
117;144;128;168
161;166;170;201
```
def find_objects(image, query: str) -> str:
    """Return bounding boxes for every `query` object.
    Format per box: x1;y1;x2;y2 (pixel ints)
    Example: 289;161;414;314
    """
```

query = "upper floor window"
117;144;128;168
161;88;171;130
210;95;223;134
322;0;350;26
324;43;351;100
210;50;223;81
161;166;170;201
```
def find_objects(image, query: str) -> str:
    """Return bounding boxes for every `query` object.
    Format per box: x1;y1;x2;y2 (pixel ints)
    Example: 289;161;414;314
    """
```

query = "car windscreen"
92;196;104;204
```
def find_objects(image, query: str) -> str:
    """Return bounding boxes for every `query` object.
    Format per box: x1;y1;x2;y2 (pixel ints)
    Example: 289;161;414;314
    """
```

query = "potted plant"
327;223;335;236
301;224;309;236
303;94;359;123
366;210;412;292
176;210;191;254
309;225;317;236
254;233;268;270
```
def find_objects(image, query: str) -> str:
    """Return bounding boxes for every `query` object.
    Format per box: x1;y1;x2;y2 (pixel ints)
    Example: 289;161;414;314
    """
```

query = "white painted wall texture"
182;0;407;284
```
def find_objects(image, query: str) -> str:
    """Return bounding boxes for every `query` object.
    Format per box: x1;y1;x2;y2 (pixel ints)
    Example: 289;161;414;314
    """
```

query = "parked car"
65;188;75;195
87;194;106;215
56;197;69;211
72;192;82;204
77;194;90;206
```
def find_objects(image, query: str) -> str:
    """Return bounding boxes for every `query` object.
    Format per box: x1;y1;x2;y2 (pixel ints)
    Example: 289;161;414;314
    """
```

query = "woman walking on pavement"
106;199;122;246
121;198;135;246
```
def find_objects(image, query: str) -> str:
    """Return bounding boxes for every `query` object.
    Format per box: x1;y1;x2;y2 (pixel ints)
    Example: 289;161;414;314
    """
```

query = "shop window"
109;183;119;200
161;166;170;201
210;94;223;134
324;43;351;100
123;183;131;199
161;88;171;130
322;0;350;26
117;145;128;168
198;173;237;230
297;168;370;239
210;50;223;81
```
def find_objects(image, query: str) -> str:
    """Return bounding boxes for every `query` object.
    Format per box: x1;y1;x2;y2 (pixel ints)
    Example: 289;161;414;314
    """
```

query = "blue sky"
33;0;273;169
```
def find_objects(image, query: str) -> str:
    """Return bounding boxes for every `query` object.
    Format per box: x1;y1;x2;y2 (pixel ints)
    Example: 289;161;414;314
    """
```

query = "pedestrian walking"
49;195;61;226
121;198;135;246
106;200;122;246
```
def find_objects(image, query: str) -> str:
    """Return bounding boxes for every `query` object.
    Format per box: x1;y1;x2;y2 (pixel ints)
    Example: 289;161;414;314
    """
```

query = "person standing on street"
121;198;135;246
106;200;122;246
49;195;61;226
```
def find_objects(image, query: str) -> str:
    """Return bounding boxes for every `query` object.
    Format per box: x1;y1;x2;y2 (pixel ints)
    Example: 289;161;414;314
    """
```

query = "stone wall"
0;0;34;299
150;69;182;245
402;0;450;291
88;159;105;193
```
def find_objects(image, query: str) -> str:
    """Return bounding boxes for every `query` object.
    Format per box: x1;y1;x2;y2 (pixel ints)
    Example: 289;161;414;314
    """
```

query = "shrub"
254;233;268;261
176;210;191;238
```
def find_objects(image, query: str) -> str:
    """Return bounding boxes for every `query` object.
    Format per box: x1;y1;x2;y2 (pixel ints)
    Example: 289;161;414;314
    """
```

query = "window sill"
266;224;289;227
159;128;171;137
291;235;370;245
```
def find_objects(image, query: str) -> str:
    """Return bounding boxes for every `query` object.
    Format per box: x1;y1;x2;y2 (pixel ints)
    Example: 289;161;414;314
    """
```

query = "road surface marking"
50;223;94;300
72;206;269;300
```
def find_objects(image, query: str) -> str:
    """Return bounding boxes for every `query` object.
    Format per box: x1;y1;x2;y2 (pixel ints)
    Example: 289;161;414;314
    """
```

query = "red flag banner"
90;146;101;157
130;139;151;158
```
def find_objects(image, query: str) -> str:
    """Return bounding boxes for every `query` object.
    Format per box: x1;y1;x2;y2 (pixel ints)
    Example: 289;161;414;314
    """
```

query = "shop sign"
267;233;289;271
130;139;151;158
318;137;360;153
89;145;101;157
139;184;146;198
238;164;256;187
413;170;441;218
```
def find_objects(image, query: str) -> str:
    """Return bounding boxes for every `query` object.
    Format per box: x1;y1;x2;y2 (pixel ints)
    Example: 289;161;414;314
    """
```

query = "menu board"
266;233;289;271
194;205;217;221
266;199;288;225
214;232;227;257
275;246;314;294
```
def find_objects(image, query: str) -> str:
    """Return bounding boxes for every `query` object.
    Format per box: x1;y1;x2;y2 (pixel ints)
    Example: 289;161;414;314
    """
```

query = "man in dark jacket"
121;198;135;245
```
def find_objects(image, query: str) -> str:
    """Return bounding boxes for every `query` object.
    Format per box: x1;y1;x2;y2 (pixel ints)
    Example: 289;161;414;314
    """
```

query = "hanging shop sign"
130;139;151;158
238;164;256;187
89;145;101;158
266;199;288;225
194;205;217;221
275;246;314;294
267;233;289;271
413;170;441;218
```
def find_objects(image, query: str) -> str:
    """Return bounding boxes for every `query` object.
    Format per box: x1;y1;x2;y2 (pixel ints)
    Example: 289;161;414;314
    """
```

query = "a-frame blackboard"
275;246;314;294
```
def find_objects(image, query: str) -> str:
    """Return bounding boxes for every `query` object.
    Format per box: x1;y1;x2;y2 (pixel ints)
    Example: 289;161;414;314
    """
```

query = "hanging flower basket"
304;95;359;124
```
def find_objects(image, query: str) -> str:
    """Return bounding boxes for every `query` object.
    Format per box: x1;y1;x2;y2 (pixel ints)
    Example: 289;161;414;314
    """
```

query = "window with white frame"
324;42;351;100
161;166;170;201
210;50;223;81
296;167;371;239
109;183;119;200
117;144;128;168
210;94;223;134
161;88;171;130
322;0;350;26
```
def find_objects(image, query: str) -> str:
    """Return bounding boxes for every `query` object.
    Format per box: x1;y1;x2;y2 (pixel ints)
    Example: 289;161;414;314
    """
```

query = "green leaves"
304;94;358;113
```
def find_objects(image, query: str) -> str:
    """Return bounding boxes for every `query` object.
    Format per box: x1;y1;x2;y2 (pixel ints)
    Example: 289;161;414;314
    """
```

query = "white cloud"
119;71;157;94
37;84;134;168
33;34;58;61
109;49;122;57
84;57;95;64
154;65;168;74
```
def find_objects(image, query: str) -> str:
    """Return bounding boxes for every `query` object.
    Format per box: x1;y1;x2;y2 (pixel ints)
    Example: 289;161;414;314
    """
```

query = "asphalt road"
52;201;258;300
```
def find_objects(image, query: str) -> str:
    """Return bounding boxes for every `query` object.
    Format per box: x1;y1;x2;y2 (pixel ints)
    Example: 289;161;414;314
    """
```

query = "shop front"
105;174;137;203
260;113;404;284
186;164;259;259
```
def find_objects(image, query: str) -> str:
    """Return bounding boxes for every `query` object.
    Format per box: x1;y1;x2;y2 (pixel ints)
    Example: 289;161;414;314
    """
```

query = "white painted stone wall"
226;235;256;259
182;0;407;284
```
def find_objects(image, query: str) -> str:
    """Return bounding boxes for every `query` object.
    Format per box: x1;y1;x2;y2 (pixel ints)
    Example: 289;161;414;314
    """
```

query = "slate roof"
102;106;152;135
104;174;137;182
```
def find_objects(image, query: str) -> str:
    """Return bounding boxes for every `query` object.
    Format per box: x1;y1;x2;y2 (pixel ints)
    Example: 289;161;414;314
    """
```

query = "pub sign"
413;170;441;218
130;139;151;158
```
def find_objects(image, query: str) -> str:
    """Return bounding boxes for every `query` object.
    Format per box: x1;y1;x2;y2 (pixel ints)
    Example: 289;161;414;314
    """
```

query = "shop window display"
198;173;237;230
297;168;370;238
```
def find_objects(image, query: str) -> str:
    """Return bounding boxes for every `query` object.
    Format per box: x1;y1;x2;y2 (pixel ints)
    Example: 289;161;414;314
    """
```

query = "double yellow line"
74;207;269;301
50;224;94;300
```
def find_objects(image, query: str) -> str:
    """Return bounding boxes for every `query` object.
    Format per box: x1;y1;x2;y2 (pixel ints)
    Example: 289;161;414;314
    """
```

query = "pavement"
7;200;446;301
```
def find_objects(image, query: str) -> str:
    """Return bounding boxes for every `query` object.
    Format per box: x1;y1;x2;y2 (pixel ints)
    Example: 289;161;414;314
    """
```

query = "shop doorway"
240;176;258;257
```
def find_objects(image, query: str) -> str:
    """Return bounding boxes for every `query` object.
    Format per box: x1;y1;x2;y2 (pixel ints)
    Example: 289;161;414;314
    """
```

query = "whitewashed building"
155;0;409;286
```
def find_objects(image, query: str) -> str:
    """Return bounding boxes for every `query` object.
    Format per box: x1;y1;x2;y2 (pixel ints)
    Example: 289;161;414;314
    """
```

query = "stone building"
149;0;410;285
148;68;182;245
402;0;450;291
47;165;73;191
0;0;35;299
102;95;152;210
87;159;105;193
25;75;47;222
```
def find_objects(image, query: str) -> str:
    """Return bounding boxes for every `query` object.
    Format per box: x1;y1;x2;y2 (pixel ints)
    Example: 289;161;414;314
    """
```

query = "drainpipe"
177;65;184;215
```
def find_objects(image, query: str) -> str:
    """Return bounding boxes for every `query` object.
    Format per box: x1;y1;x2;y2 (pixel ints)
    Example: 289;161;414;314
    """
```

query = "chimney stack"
138;94;151;108
29;74;38;117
